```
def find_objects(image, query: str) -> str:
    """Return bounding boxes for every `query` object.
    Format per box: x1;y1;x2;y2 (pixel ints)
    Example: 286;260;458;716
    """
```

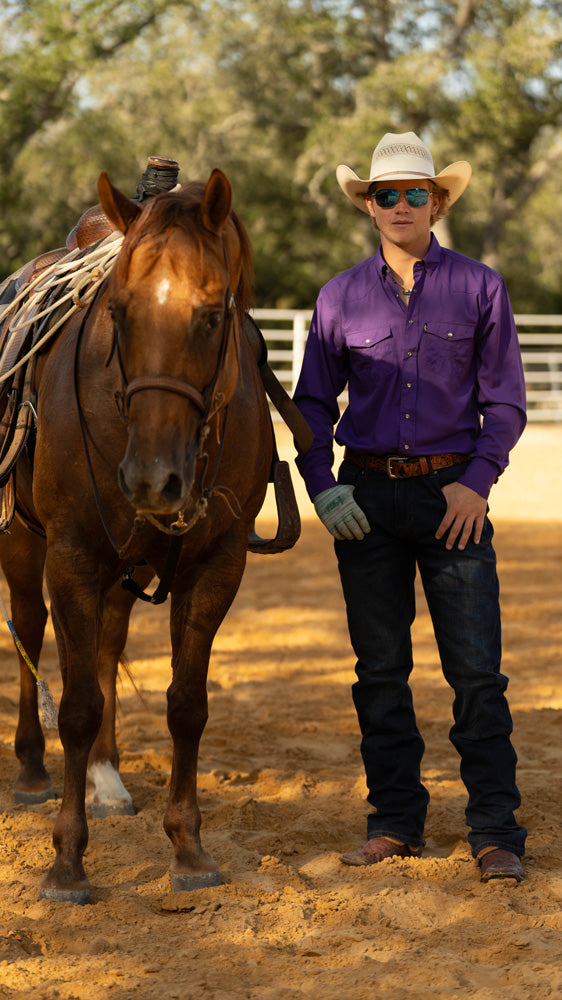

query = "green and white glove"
313;485;370;541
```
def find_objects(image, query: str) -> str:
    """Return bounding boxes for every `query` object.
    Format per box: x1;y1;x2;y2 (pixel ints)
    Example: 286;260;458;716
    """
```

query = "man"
294;131;527;882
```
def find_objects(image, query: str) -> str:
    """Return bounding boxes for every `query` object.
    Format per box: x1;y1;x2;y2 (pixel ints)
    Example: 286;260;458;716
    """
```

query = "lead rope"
0;588;58;730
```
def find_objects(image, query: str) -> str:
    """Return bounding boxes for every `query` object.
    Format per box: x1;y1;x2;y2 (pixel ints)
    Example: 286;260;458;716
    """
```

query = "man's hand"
313;485;370;540
435;481;487;551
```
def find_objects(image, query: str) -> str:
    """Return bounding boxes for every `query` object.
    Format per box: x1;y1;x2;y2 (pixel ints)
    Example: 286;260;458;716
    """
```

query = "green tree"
1;0;561;314
0;0;197;268
299;1;562;311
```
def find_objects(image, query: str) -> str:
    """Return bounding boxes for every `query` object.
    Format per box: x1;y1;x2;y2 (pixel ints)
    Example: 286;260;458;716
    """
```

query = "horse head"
98;168;252;517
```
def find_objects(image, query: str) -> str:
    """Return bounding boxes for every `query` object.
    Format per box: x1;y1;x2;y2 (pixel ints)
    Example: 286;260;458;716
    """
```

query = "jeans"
335;459;526;858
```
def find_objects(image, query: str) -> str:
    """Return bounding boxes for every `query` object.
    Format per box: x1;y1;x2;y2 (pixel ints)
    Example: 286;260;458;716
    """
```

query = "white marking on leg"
87;761;133;809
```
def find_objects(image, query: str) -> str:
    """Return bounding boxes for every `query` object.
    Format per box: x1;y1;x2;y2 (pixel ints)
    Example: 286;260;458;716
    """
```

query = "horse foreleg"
164;535;248;891
0;526;53;803
87;571;151;818
40;553;104;904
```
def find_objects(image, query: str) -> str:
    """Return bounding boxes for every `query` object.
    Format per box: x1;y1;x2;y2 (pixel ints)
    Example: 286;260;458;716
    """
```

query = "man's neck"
380;235;432;275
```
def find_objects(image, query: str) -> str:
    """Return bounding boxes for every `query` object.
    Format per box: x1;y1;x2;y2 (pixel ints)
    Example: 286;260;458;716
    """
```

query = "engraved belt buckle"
386;455;410;479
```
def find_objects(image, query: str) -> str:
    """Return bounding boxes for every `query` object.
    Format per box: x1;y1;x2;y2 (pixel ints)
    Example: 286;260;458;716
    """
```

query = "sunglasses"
371;187;430;208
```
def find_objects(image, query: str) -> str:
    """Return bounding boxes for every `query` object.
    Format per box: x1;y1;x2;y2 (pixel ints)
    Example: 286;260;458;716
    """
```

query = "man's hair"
429;181;451;223
367;180;451;231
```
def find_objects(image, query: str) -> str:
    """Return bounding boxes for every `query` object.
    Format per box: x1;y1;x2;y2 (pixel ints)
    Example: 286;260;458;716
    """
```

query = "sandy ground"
0;424;561;1000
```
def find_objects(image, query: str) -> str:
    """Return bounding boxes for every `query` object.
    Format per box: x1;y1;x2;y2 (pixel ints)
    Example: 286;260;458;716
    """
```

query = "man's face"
365;180;441;253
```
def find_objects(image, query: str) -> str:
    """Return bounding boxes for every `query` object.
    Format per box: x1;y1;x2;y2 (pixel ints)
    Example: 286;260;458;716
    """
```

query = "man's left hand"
435;482;487;551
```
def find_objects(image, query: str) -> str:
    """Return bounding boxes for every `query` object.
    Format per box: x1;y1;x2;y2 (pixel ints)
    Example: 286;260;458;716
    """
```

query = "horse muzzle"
118;446;197;514
117;377;207;514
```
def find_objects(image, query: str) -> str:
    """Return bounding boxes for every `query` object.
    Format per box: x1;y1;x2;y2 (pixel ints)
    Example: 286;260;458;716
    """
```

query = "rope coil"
0;232;124;386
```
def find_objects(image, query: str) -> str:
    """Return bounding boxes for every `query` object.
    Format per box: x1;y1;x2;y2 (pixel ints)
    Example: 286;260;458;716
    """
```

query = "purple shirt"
294;236;526;500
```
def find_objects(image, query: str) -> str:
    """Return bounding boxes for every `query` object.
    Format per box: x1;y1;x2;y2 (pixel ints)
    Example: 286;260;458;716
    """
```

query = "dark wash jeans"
335;458;526;858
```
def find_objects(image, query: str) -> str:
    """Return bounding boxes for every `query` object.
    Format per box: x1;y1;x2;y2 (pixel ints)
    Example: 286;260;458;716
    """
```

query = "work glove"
313;485;370;541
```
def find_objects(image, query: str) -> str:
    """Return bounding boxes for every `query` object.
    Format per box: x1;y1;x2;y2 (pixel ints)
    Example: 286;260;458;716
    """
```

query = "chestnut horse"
9;168;272;903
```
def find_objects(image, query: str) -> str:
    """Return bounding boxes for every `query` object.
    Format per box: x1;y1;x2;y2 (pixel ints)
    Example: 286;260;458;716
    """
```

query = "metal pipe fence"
252;309;562;423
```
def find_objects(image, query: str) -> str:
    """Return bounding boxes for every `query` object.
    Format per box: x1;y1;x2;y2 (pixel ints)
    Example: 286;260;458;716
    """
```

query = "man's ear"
430;193;442;217
365;196;376;220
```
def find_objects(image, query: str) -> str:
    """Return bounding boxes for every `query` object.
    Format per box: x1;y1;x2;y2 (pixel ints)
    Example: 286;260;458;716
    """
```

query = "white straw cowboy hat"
336;131;472;215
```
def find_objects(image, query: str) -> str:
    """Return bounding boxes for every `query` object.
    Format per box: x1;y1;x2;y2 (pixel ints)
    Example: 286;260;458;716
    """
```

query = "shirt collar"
376;233;442;281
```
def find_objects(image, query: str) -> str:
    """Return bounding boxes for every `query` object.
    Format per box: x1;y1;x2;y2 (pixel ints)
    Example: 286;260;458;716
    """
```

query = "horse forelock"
118;183;253;319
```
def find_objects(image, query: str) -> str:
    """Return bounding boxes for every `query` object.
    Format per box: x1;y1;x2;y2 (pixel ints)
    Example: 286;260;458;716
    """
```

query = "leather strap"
344;448;472;478
125;375;206;413
242;314;314;454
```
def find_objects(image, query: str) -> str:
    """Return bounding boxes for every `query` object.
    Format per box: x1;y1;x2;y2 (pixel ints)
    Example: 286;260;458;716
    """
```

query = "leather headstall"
112;286;238;432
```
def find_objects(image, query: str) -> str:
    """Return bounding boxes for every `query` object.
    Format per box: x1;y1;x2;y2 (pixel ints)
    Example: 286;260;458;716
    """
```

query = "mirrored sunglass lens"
405;189;430;206
373;188;430;207
373;189;399;207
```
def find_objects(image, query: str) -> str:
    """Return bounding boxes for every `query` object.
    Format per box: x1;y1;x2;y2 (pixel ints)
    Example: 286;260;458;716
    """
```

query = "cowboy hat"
336;132;472;214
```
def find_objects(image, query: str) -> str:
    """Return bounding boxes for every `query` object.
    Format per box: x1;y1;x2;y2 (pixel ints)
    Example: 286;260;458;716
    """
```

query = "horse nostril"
161;473;183;505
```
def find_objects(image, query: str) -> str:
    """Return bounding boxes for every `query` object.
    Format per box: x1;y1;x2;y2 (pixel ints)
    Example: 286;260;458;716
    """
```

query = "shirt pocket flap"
346;328;392;349
424;321;474;343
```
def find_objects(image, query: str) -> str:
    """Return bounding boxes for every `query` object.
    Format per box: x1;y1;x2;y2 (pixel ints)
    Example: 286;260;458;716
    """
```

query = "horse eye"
205;311;223;332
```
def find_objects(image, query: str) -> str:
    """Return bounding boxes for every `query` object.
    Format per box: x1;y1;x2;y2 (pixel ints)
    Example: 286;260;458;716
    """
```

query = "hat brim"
336;161;472;214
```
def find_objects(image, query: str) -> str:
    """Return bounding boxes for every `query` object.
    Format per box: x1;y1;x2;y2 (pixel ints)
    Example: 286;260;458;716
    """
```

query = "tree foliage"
1;0;561;312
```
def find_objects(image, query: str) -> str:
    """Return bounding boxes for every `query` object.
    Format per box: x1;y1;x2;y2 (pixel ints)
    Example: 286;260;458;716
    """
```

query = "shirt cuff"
295;454;338;500
457;457;500;500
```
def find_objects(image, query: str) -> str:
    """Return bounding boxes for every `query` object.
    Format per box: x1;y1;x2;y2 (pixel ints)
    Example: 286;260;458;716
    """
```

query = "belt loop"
426;456;437;476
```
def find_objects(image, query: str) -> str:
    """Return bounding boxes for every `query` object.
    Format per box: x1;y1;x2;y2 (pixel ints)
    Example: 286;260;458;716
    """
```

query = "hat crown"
369;131;435;182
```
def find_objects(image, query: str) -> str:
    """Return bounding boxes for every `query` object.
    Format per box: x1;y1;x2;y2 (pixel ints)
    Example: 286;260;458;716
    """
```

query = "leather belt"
343;448;472;479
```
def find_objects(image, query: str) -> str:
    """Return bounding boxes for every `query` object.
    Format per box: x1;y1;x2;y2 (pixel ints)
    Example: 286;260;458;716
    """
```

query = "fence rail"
252;309;562;423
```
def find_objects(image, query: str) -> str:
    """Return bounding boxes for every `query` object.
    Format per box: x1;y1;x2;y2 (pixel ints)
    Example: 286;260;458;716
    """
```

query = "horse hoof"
39;885;90;905
90;800;136;819
14;786;56;806
169;870;222;892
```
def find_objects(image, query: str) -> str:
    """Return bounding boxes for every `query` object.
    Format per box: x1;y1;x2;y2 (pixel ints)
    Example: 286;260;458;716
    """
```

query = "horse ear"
200;168;232;233
97;171;142;234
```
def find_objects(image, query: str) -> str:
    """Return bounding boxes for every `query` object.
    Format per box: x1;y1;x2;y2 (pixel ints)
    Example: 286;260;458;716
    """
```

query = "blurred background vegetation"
1;0;561;311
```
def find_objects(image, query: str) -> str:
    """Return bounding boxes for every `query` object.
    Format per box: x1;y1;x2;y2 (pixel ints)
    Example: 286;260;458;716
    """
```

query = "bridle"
74;257;242;604
112;277;240;526
112;286;237;432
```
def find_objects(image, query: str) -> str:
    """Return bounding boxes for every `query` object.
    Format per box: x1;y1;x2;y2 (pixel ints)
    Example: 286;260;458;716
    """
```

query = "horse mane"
125;182;254;322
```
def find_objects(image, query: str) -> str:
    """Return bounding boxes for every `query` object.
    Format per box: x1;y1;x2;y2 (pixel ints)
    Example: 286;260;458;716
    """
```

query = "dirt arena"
0;425;560;1000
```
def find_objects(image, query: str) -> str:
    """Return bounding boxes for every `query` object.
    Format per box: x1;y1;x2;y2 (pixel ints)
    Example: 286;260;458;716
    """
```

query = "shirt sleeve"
457;275;527;499
293;289;349;499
